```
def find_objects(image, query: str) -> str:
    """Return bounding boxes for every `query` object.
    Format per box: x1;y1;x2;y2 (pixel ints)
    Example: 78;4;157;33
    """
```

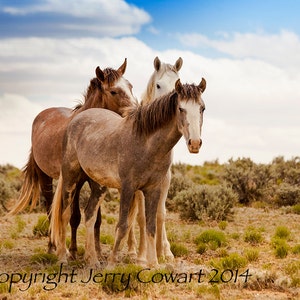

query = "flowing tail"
9;149;40;215
49;173;63;248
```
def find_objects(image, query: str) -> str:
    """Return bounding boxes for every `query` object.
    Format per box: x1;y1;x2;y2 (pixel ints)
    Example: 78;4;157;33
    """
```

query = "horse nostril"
200;139;202;147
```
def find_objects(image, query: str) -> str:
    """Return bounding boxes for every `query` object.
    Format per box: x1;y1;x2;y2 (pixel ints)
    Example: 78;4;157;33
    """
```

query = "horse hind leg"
84;180;107;268
34;166;56;254
69;177;86;259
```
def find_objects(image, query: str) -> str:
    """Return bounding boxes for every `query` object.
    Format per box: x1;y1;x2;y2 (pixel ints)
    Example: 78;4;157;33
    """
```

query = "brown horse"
9;59;137;256
50;78;206;268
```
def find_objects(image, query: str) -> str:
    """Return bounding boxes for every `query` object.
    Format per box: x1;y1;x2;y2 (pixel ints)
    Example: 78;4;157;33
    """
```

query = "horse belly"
32;107;72;179
84;166;121;189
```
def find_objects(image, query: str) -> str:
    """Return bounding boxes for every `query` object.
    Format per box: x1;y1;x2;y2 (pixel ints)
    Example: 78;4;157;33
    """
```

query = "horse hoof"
136;257;147;267
87;260;101;269
48;247;56;255
165;253;174;262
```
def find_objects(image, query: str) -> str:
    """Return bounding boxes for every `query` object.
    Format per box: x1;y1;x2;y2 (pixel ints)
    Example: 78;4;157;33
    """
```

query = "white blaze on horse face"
116;77;137;103
180;101;203;154
154;71;179;100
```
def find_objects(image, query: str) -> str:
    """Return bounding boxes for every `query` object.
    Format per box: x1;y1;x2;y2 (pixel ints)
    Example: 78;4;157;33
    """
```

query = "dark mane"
129;91;178;137
180;83;202;102
73;67;122;111
102;67;121;86
73;78;98;111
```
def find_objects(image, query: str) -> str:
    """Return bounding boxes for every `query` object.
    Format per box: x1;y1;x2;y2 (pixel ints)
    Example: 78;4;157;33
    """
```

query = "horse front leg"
156;170;173;261
143;187;161;267
84;180;106;268
135;191;147;264
108;184;135;268
126;193;138;259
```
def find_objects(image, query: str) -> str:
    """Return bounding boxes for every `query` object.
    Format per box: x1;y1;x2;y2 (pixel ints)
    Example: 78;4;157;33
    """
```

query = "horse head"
83;58;137;116
142;56;183;105
175;78;206;154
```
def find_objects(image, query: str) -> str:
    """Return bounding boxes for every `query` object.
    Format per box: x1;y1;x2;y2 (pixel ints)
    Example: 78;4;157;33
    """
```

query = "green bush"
274;226;290;240
292;204;300;214
210;253;247;270
195;229;227;250
33;215;50;237
273;239;289;258
0;164;22;215
244;226;263;244
174;184;237;222
166;173;192;211
274;183;300;206
170;243;189;257
223;158;271;205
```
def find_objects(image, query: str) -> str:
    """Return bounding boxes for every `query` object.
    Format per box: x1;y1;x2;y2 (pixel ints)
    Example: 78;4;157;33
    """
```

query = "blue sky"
0;0;300;167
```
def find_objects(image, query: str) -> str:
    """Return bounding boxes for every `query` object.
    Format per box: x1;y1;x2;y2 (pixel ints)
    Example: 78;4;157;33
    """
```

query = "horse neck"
76;92;105;114
142;117;182;158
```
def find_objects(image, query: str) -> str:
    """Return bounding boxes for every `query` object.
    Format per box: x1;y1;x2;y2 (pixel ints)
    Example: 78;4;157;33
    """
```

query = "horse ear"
174;57;183;71
154;56;161;71
96;66;105;82
175;79;183;93
199;77;206;93
117;58;127;75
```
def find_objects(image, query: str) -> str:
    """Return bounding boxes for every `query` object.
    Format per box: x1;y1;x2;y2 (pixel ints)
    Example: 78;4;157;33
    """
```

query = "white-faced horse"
127;56;183;263
50;78;206;268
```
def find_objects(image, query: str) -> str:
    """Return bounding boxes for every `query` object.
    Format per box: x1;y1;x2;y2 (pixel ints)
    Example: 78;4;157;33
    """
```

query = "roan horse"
127;56;183;263
50;78;206;268
9;59;136;256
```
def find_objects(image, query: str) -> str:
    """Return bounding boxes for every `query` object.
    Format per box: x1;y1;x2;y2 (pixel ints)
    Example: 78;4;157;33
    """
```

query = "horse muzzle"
188;139;202;153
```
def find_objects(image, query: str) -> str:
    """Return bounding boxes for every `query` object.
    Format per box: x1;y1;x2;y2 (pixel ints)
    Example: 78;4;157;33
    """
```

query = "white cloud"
2;0;151;36
0;36;299;168
178;30;300;73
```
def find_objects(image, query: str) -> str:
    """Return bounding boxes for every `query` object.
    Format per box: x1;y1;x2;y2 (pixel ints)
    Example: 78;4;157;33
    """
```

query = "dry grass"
0;205;299;299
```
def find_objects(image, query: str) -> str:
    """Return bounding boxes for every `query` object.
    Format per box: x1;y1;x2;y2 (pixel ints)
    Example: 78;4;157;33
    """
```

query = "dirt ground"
0;206;299;299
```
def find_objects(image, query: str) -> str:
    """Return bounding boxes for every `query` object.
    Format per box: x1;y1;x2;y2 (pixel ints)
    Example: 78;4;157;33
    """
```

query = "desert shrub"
30;249;58;265
244;226;264;244
285;261;300;287
170;243;189;257
272;238;289;258
223;158;271;205
195;229;227;250
33;215;49;237
292;204;300;214
218;221;228;230
274;226;290;240
166;172;193;211
244;248;259;262
100;234;114;245
0;164;22;214
173;184;237;222
186;160;223;185
292;244;300;254
210;253;247;270
270;156;300;186
274;183;300;206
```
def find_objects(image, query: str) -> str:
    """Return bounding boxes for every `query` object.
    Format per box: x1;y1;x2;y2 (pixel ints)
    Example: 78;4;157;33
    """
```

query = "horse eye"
156;84;160;89
110;91;117;95
179;107;184;112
